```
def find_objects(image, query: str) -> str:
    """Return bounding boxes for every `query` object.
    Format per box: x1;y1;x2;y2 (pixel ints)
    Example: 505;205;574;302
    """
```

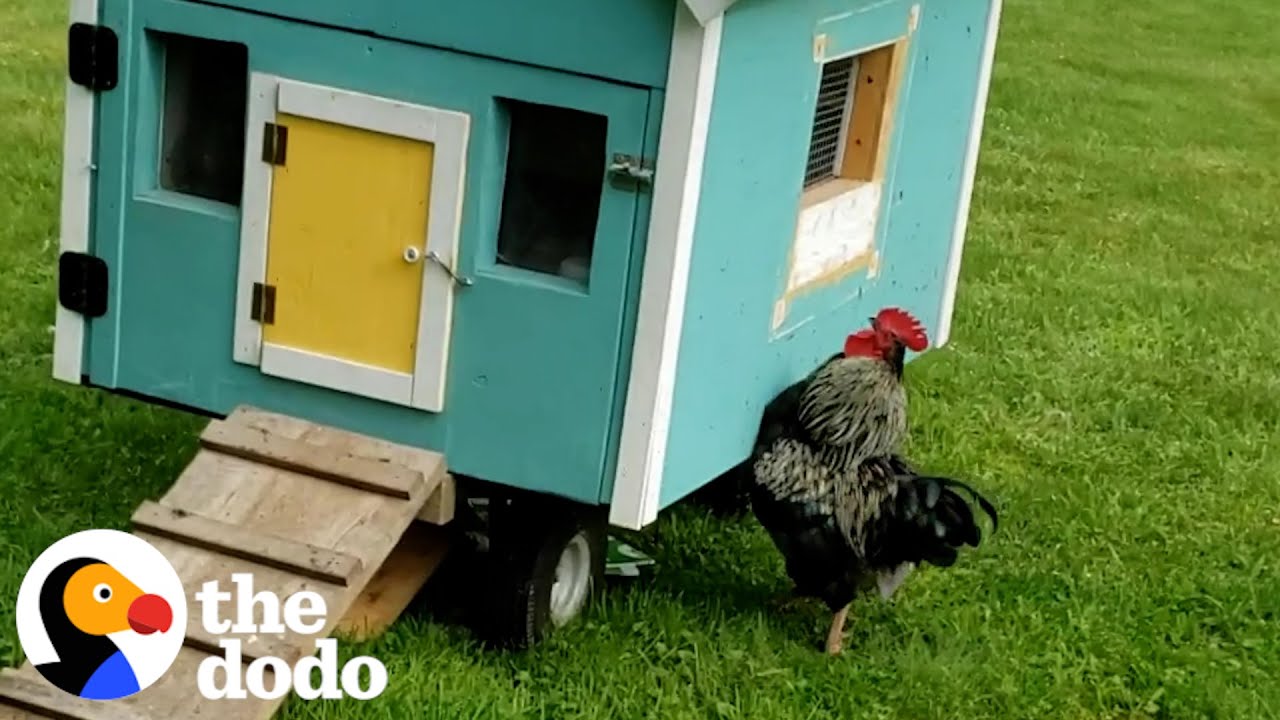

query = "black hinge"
58;251;109;318
261;123;288;165
250;282;276;325
67;23;118;91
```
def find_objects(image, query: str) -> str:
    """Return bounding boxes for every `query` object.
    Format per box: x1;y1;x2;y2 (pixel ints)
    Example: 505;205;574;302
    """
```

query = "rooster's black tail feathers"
892;472;999;569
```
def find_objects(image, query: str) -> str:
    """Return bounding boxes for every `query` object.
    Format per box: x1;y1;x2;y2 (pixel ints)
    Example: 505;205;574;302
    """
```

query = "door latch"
426;250;473;287
607;154;654;187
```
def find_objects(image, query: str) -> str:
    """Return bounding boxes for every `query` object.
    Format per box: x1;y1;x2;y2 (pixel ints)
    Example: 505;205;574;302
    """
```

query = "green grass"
4;0;1280;717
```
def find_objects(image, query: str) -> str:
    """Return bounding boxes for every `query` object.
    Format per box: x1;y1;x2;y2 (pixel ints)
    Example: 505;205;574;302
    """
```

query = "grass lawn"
4;0;1280;717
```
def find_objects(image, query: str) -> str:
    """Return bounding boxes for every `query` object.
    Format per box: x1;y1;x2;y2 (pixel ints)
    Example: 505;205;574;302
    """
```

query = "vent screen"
803;56;857;188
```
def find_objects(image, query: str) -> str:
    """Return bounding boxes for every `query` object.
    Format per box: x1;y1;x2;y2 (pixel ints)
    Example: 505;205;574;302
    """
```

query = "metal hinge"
58;251;109;318
261;122;289;165
67;23;119;91
607;154;654;188
250;282;276;325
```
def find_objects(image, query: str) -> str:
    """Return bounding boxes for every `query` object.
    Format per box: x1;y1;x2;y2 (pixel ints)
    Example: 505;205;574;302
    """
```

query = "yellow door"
261;113;434;375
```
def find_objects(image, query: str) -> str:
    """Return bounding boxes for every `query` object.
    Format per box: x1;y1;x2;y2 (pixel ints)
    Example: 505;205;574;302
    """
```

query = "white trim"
276;79;464;146
51;0;99;384
231;73;277;366
260;343;414;406
411;107;468;412
609;4;722;530
682;0;737;26
935;0;1003;348
232;73;470;412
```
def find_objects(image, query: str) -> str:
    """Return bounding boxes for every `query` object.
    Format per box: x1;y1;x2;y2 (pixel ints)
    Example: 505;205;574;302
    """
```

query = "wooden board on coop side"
0;405;454;720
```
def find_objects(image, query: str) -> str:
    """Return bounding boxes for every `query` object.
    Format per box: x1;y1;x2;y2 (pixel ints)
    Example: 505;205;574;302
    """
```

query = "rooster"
747;307;998;655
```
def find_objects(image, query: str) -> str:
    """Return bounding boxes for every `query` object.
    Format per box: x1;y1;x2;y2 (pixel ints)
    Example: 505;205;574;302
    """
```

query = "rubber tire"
478;501;606;650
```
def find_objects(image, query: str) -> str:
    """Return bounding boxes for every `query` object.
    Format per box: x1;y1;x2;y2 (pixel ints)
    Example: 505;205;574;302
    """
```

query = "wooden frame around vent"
802;38;908;205
775;32;914;324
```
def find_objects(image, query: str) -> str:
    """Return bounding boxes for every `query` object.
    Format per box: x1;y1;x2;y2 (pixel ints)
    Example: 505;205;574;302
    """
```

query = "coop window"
802;41;903;192
157;33;249;205
494;99;608;286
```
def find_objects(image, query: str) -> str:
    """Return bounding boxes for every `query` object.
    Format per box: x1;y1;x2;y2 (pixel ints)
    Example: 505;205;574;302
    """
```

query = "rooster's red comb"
874;307;929;352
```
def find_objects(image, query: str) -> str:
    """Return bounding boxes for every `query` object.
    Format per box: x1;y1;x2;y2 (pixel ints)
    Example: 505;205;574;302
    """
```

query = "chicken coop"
45;0;1004;652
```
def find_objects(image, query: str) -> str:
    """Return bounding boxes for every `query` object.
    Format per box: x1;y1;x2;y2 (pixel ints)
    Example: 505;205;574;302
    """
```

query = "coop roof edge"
682;0;737;25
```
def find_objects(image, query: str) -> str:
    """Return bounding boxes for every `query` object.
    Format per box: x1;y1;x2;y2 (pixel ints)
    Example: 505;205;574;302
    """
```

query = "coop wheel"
548;530;595;626
480;503;606;650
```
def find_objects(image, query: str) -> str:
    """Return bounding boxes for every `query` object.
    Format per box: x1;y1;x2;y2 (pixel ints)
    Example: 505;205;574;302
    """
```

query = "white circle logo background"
15;529;188;694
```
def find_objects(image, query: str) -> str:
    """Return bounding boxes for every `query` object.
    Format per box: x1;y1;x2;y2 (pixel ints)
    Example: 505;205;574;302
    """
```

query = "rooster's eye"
93;583;112;603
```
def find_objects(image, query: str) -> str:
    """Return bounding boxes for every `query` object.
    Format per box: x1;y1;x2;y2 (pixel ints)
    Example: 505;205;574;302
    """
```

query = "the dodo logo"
15;529;187;701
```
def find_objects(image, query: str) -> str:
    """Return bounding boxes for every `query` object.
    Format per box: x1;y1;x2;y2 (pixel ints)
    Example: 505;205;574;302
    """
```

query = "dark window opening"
495;99;607;286
158;33;249;205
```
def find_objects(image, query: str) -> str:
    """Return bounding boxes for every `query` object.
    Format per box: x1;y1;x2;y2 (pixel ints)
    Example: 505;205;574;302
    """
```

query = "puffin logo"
15;529;187;701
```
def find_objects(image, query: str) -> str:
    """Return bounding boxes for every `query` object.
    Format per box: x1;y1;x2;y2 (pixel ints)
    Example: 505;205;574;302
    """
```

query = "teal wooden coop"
50;0;1003;642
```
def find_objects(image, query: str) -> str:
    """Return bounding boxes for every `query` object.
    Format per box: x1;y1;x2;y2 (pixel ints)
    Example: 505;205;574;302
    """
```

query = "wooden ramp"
0;406;454;720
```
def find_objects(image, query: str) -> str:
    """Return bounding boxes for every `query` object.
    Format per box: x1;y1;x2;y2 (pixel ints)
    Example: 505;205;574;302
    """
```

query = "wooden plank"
182;621;307;666
335;522;451;641
227;406;449;491
130;412;436;714
415;474;456;525
137;527;384;644
840;41;899;182
0;669;144;720
135;531;331;660
101;647;282;719
131;501;363;586
871;33;912;182
230;405;451;526
156;454;421;570
199;419;423;500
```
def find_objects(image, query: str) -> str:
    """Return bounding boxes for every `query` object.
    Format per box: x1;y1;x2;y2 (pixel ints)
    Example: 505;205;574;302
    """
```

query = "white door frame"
231;73;470;412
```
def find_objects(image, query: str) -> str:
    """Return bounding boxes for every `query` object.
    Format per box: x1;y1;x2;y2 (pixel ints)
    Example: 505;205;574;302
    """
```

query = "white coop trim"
609;3;723;530
51;0;100;385
682;0;738;26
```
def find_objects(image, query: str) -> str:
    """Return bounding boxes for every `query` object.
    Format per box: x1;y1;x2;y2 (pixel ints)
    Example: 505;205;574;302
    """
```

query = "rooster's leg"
825;604;850;656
